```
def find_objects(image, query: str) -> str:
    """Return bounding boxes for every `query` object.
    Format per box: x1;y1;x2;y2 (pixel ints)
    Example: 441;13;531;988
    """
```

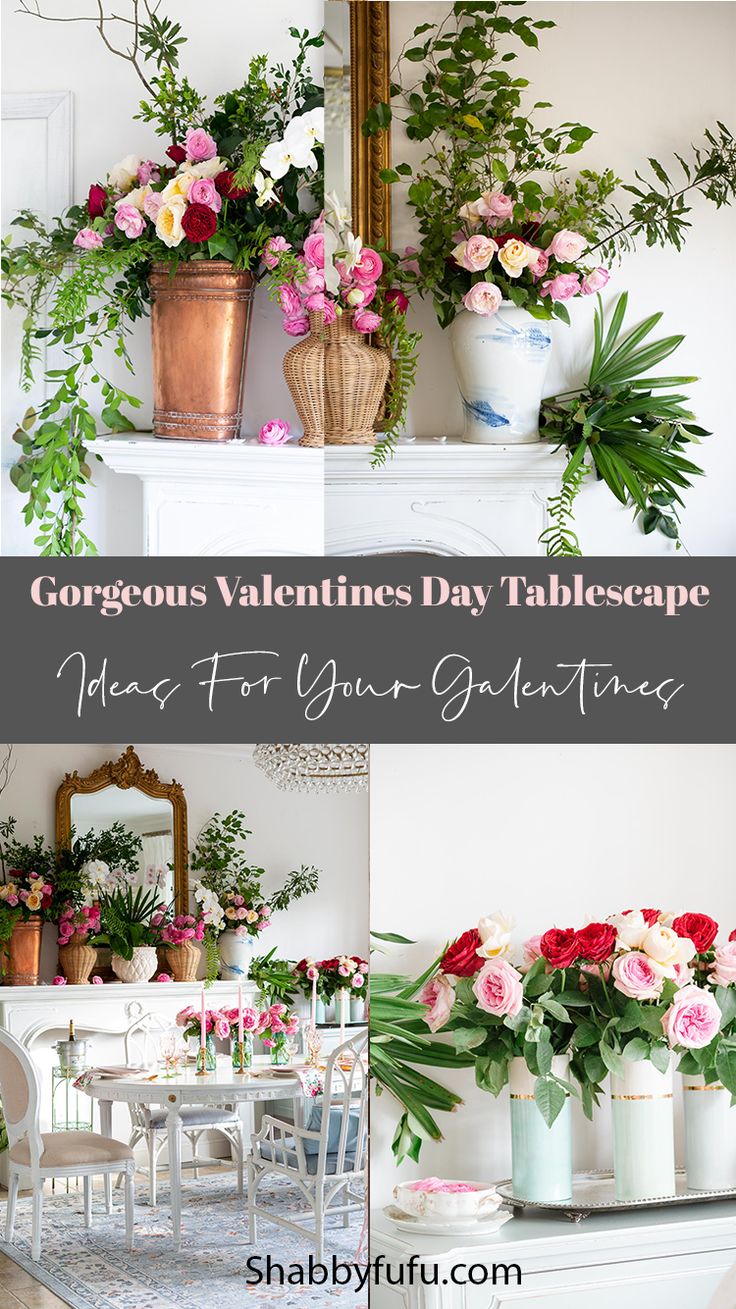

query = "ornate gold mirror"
55;747;188;913
326;0;391;248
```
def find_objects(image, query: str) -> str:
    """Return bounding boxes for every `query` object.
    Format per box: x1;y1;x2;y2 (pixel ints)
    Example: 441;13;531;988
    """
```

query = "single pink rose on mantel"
52;976;67;986
259;420;292;446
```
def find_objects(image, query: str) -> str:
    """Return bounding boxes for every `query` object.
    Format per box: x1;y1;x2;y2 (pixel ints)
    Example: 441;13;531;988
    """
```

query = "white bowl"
393;1179;502;1221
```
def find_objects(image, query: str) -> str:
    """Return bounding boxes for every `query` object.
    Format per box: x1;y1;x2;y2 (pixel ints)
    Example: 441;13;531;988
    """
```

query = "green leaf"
600;1041;625;1079
716;986;736;1029
379;168;401;184
475;1056;508;1097
452;1025;488;1054
715;1042;736;1095
534;1075;566;1126
623;1037;649;1062
649;1044;671;1075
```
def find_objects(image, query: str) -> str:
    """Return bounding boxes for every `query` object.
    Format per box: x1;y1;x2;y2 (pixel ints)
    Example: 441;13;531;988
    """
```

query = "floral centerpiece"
190;810;319;981
0;824;56;985
159;912;206;983
258;1003;300;1066
3;5;323;554
176;1004;231;1071
56;903;102;985
224;1003;260;1069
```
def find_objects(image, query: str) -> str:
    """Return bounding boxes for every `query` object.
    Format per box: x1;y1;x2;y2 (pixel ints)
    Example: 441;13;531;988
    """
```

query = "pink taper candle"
200;987;206;1052
310;973;317;1030
237;983;244;1045
340;988;347;1043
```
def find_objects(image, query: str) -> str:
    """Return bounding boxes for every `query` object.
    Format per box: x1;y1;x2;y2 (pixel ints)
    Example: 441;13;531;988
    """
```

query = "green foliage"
190;810;319;919
95;885;168;960
539;293;707;553
371;303;422;467
53;822;143;914
250;948;297;1004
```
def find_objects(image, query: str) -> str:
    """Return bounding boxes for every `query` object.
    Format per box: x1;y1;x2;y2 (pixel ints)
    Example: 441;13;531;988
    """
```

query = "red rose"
440;928;483;977
385;288;409;314
215;170;248;200
672;912;718;953
166;144;187;165
495;232;521;248
88;184;107;218
641;908;661;926
182;202;217;244
575;922;616;964
540;927;579;969
730;929;736;943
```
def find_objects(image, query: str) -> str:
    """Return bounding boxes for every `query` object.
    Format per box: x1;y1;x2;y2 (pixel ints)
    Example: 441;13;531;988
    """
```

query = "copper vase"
282;310;325;447
324;311;390;445
4;917;43;985
150;261;255;441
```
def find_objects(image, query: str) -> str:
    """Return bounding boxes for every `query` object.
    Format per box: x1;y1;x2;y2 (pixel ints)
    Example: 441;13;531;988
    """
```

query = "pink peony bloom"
546;229;589;262
74;228;104;250
156;973;172;983
143;191;164;221
91;975;103;985
185;127;218;162
52;976;67;986
711;940;736;987
472;958;523;1018
462;282;502;316
419;974;456;1033
279;284;303;316
353;307;382;334
663;983;721;1049
612;951;664;1001
303;233;324;269
581;267;610;295
305;291;327;312
540;272;581;302
259;419;291;446
284;1016;300;1036
115;204;145;239
452;233;497;272
262;235;291;269
527;247;549;279
353;247;383;286
323;299;337;326
283;313;310;337
189;177;222;212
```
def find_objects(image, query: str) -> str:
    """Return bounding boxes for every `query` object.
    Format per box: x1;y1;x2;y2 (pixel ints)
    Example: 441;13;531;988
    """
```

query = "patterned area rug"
0;1175;368;1308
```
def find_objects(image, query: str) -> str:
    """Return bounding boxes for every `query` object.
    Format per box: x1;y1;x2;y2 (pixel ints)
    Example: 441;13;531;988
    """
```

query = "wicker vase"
58;941;96;986
166;940;200;983
3;917;43;985
282;310;325;447
324;310;391;445
150;261;255;441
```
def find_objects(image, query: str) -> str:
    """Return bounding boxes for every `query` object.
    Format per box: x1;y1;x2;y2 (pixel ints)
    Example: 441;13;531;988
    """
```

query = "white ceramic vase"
611;1058;676;1201
683;1074;736;1191
449;303;553;444
110;946;159;984
508;1056;573;1202
218;929;255;981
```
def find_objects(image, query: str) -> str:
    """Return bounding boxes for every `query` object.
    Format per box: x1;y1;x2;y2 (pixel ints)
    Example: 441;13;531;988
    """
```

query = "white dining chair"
247;1031;368;1260
0;1028;135;1262
123;1012;244;1203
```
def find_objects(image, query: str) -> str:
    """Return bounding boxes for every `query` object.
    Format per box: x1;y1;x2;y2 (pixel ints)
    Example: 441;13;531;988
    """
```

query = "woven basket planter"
166;940;201;983
324;310;390;445
58;941;97;986
283;310;325;447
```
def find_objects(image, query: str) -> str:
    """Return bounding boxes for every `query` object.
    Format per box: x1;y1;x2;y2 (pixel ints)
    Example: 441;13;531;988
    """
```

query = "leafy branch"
371;305;421;468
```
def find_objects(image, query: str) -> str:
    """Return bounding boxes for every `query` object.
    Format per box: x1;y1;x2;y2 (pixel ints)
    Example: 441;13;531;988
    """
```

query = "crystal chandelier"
253;744;368;793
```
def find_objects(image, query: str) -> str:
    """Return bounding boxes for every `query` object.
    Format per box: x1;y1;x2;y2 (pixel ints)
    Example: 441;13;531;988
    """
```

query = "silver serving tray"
496;1170;736;1222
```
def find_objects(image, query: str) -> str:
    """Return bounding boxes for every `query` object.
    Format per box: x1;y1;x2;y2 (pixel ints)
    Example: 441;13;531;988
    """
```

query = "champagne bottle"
69;1019;75;1041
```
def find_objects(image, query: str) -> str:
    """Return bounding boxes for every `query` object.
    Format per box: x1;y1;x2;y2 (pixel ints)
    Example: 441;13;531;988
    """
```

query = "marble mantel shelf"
0;980;249;1005
94;434;321;486
325;435;567;482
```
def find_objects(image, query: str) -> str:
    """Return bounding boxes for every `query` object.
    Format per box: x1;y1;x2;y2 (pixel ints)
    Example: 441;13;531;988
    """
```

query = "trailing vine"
538;455;587;558
372;304;422;468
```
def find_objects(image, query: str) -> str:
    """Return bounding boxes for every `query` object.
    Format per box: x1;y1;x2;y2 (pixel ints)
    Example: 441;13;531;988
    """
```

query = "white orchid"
253;170;277;207
82;859;110;888
339;230;363;274
193;881;225;931
261;122;318;181
294;107;324;146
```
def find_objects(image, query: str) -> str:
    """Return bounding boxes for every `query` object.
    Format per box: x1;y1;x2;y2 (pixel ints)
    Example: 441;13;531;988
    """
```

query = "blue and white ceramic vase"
508;1056;572;1202
217;929;255;982
611;1058;676;1201
683;1074;736;1191
449;303;553;444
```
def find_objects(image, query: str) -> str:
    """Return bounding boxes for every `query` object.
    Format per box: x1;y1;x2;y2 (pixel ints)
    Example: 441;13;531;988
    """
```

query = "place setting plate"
383;1204;513;1238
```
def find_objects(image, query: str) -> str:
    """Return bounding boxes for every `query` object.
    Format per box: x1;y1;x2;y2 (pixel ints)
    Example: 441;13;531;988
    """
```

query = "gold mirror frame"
350;0;392;250
55;746;189;914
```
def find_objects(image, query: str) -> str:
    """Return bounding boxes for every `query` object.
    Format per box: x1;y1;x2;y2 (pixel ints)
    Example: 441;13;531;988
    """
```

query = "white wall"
1;1;322;555
390;2;736;554
1;742;368;971
370;743;736;1203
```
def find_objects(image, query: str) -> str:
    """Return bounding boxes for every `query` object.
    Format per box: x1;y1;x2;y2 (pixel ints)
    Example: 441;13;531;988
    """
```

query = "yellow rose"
498;239;532;279
117;184;152;213
162;173;195;202
245;909;259;924
225;906;238;920
155;197;187;248
26;892;42;911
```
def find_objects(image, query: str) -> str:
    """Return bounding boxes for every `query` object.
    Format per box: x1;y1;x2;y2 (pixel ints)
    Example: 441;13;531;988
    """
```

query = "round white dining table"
81;1056;309;1250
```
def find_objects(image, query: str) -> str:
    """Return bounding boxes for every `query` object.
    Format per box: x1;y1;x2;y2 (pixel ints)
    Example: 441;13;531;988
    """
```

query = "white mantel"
325;438;568;556
94;435;323;557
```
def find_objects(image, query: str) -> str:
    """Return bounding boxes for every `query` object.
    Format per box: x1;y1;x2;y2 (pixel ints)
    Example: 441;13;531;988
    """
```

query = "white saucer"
383;1204;513;1237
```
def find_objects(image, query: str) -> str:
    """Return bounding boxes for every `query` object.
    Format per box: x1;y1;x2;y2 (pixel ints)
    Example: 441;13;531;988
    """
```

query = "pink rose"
420;974;456;1032
262;235;291;269
284;1017;300;1036
527;247;549;279
306;966;319;981
143;192;164;221
283;314;310;337
540;272;581;302
520;935;544;974
91;975;103;984
662;983;722;1049
52;976;67;986
479;191;514;221
323;299;337;326
353;307;382;334
402;246;421;276
612;951;664;1001
185;127;218;163
279;284;303;316
189;178;222;212
73;228;104;250
462;282;502;316
352;972;364;988
259;419;291;446
303;233;324;269
453;234;497;272
581;267;610;295
115;204;145;239
156;973;172;983
353;247;383;286
711;940;736;987
305;292;327;312
137;161;160;186
546;229;589;262
472;958;523;1018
